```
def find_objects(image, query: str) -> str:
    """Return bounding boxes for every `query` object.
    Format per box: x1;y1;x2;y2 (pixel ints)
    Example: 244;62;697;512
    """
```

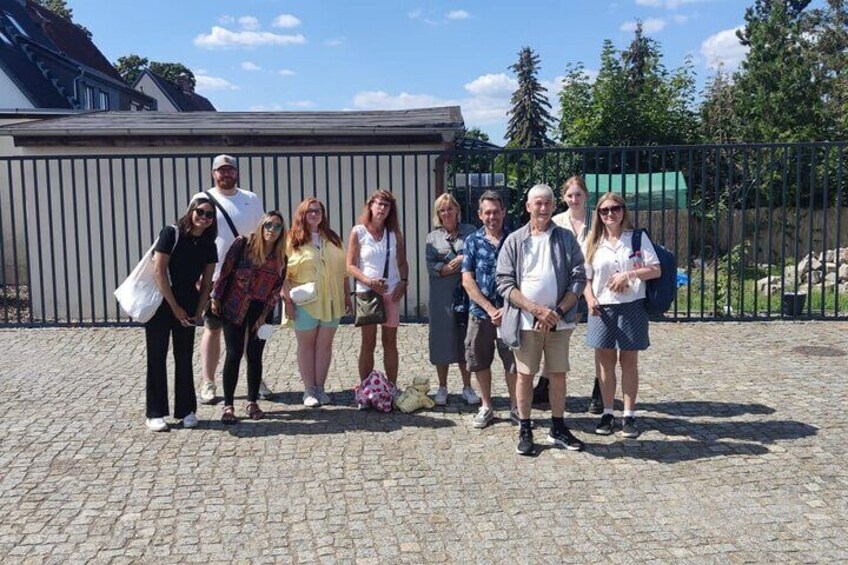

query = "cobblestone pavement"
1;321;846;564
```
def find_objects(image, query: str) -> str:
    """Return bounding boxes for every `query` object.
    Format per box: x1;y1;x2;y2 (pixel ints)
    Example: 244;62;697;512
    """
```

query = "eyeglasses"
598;205;623;216
263;222;283;232
306;208;323;215
195;209;215;219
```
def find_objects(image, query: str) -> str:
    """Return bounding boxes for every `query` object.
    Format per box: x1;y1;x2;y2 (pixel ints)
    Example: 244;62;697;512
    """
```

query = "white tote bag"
114;226;179;323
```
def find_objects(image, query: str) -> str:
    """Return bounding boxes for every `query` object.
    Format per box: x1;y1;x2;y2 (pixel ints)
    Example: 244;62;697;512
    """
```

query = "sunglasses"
598;205;623;216
195;209;215;219
264;221;283;232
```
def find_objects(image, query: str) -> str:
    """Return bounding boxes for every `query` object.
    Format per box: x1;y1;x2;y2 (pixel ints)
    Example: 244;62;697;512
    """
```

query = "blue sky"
69;0;815;143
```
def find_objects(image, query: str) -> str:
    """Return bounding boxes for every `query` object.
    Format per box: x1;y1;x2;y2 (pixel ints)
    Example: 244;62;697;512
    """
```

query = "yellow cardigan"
286;237;348;321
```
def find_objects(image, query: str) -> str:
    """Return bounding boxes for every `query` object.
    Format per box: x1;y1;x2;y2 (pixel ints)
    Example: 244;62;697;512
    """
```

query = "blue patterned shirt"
461;226;510;320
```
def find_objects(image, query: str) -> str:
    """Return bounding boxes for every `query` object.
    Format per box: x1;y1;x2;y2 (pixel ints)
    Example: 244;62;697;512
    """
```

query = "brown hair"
178;196;218;244
246;211;287;268
358;189;400;233
585;192;634;264
288;198;342;252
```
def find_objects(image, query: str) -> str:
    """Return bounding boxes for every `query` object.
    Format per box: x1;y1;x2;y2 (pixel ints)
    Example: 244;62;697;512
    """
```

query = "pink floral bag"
354;370;397;412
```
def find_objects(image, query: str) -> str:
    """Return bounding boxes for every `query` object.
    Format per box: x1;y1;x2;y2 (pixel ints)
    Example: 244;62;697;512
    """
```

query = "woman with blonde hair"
211;211;287;424
583;193;661;438
425;193;478;406
346;189;409;388
284;198;351;407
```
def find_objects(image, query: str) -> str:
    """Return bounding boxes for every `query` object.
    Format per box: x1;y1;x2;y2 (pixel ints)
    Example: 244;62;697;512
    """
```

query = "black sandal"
221;405;237;425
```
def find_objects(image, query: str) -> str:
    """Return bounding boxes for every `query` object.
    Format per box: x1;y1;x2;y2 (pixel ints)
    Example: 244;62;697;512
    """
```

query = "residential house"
133;70;215;112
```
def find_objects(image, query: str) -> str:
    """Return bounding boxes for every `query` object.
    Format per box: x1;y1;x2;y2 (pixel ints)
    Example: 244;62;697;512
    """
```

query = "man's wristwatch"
554;306;567;319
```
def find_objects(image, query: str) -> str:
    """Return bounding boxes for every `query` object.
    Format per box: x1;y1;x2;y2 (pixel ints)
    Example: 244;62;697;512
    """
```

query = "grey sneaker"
316;387;331;405
199;381;216;404
181;412;198;429
303;388;321;408
472;406;494;429
433;386;448;406
461;386;481;405
620;416;640;438
258;380;274;400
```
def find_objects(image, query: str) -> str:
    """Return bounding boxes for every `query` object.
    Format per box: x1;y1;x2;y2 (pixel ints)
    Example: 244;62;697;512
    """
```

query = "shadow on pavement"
587;439;771;463
638;400;776;417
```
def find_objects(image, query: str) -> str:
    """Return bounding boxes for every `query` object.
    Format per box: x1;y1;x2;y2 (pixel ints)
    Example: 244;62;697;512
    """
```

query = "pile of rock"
757;246;848;294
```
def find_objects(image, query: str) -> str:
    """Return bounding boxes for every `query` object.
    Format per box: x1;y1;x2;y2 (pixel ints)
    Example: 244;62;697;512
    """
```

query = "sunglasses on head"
598;205;623;216
195;209;215;219
264;221;283;232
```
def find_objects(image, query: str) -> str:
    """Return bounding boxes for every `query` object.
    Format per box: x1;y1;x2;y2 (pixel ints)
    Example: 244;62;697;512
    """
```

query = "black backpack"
632;229;677;318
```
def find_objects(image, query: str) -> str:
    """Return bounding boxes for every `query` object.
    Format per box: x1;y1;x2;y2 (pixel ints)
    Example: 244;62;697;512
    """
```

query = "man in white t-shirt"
496;184;586;456
193;154;267;404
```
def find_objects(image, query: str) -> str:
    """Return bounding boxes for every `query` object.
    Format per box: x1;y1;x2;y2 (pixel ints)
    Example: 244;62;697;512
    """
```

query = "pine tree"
506;47;554;148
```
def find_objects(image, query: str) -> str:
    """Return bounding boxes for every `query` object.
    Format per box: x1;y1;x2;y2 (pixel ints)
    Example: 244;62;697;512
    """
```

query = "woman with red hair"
284;198;351;407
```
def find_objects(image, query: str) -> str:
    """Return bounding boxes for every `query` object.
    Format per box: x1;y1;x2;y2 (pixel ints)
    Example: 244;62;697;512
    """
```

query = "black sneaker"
595;413;616;435
516;427;535;456
620;416;640;438
548;427;584;451
588;399;604;415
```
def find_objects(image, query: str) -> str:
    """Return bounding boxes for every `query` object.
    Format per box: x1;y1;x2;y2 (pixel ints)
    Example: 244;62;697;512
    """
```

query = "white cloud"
195;73;239;91
278;69;296;76
272;14;302;28
241;61;262;71
700;27;747;70
353;91;449;111
635;0;705;7
218;15;235;25
238;16;260;30
193;26;306;49
620;17;667;33
446;10;470;20
325;37;344;47
408;9;422;19
464;73;516;97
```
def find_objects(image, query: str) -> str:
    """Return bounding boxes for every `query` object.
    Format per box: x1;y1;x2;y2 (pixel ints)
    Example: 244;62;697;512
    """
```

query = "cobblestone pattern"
1;322;846;563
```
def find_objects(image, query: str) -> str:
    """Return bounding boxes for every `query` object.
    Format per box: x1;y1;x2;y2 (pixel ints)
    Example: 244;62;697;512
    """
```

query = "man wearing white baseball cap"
193;154;271;404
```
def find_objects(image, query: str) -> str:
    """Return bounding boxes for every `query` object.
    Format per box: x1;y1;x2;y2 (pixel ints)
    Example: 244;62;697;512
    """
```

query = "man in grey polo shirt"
496;184;587;456
194;155;270;404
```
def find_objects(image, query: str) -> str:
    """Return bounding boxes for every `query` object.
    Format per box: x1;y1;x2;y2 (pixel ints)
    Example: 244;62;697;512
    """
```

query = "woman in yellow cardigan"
284;198;352;407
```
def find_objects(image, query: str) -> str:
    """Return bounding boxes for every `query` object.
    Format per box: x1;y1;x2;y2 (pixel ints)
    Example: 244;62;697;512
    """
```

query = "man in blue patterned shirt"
461;190;517;429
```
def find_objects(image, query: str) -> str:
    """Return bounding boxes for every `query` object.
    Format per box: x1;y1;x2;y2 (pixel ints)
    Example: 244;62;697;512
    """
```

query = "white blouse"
586;230;659;305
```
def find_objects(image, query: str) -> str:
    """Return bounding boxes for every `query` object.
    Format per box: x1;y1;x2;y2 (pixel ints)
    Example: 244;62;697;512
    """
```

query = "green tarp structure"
584;172;688;211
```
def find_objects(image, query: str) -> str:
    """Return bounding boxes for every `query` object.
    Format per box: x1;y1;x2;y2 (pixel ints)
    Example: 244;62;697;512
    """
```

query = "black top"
153;226;218;312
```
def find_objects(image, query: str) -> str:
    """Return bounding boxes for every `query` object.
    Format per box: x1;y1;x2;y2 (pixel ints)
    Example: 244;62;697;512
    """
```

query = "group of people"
144;154;661;457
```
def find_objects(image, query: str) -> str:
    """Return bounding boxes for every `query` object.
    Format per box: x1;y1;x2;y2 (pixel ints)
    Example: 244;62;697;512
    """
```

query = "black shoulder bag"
354;231;390;327
204;190;239;238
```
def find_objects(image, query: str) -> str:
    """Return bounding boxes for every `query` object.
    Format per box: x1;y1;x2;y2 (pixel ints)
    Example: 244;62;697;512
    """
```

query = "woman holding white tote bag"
144;197;218;432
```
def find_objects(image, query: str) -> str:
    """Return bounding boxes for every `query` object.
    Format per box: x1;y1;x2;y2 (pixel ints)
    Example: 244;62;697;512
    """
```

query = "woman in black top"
145;197;218;432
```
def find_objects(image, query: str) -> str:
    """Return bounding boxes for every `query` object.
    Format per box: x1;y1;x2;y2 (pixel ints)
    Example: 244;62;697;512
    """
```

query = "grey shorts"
464;315;516;374
203;300;223;330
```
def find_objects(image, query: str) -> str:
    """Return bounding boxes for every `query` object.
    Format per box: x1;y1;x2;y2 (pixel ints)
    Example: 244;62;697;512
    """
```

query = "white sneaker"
472;406;494;429
146;417;168;432
258;380;274;400
434;386;448;406
181;413;198;428
316;387;331;405
303;388;321;408
462;386;481;405
199;381;216;404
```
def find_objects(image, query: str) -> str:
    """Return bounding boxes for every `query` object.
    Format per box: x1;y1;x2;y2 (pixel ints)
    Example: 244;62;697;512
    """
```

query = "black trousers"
145;303;198;419
222;300;269;407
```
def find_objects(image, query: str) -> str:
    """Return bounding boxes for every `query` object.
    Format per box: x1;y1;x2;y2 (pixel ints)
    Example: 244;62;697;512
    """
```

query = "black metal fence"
1;143;846;327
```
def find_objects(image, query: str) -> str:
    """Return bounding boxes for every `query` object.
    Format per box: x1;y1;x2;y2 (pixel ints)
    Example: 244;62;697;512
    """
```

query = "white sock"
623;410;636;418
603;408;614;416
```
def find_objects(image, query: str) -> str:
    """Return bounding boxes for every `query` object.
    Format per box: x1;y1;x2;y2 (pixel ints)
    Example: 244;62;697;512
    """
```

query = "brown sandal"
245;402;264;421
221;405;237;425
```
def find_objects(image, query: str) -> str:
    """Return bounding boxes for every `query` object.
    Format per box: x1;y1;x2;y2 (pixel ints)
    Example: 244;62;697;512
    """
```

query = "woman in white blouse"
583;192;661;439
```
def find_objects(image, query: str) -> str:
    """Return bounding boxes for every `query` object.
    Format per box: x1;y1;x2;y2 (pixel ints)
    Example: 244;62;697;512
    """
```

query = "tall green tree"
505;47;554;148
700;67;741;143
114;55;196;90
557;24;698;147
35;0;92;39
733;0;822;141
808;0;848;139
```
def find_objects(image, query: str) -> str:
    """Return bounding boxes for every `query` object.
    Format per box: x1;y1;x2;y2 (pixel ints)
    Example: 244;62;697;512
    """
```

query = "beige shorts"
513;329;573;375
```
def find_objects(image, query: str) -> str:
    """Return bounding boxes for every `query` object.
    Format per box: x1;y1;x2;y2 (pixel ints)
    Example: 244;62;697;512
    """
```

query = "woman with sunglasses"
210;211;287;424
145;197;218;432
284;198;351;407
583;193;661;439
346;189;409;390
